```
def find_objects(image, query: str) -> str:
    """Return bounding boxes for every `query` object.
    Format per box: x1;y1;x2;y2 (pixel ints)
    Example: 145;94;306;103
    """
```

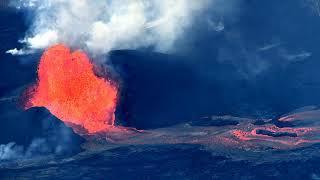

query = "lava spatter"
26;44;118;134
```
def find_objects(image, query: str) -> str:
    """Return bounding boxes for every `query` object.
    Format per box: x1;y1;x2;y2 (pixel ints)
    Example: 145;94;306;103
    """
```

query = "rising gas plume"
8;0;209;56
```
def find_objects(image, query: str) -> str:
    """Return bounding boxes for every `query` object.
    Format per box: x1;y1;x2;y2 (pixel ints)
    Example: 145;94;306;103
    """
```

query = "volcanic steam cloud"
25;44;118;134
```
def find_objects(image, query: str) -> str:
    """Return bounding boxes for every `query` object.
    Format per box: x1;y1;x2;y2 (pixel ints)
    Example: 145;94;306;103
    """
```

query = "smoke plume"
0;123;77;161
8;0;209;56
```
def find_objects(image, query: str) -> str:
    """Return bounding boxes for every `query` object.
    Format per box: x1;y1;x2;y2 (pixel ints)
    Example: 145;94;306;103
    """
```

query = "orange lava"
232;125;320;147
26;44;118;134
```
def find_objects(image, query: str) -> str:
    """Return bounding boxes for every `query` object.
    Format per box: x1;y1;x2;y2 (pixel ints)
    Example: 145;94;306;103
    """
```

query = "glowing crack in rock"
25;44;118;134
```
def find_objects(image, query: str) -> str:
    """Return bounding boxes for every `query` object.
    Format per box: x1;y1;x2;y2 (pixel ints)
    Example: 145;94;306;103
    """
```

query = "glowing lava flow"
26;44;118;134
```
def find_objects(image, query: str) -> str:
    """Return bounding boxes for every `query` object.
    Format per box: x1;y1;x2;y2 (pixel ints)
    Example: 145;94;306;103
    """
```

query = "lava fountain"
25;44;118;134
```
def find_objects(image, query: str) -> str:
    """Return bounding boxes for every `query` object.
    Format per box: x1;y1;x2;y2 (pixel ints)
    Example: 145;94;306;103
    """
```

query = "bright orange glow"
26;44;118;134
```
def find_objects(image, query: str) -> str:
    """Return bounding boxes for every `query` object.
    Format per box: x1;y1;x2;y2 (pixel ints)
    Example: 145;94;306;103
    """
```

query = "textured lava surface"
26;44;118;134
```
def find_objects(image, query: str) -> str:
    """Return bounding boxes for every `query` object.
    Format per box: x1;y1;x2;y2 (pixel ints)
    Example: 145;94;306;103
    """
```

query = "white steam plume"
0;122;79;161
0;138;63;161
8;0;209;56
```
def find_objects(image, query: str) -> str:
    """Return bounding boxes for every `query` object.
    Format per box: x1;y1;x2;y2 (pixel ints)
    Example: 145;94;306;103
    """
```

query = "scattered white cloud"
208;19;225;32
258;43;282;52
280;49;312;62
6;48;33;56
284;52;312;61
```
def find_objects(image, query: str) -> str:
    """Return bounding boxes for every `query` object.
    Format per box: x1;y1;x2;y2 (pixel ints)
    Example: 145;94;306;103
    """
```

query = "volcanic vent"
25;44;118;134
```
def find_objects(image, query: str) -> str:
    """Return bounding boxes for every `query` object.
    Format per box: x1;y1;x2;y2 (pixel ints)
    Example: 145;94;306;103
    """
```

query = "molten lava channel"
26;44;118;134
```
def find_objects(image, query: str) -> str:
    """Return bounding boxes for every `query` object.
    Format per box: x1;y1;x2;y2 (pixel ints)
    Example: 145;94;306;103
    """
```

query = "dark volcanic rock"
110;47;320;131
110;50;246;130
1;143;320;179
256;129;298;137
0;100;84;157
272;119;295;128
253;119;271;126
190;118;239;127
